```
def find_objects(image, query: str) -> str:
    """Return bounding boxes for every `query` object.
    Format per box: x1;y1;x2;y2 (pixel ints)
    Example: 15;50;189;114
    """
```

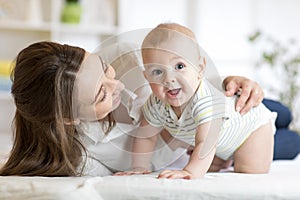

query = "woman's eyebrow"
98;56;109;72
93;56;107;102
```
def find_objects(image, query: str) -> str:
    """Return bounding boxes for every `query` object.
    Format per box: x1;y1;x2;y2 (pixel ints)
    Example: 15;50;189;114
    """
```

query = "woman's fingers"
158;170;192;179
113;170;150;176
223;76;264;115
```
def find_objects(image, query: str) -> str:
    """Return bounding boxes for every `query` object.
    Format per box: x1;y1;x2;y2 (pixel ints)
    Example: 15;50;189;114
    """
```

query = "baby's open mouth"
167;88;181;97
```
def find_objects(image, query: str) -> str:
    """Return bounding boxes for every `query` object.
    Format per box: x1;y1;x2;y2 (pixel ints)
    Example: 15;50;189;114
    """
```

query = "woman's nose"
115;79;125;92
107;78;125;94
106;65;116;79
106;65;124;92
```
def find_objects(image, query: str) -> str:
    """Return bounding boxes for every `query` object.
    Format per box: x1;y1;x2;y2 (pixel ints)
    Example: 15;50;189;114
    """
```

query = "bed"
0;155;299;200
1;93;299;200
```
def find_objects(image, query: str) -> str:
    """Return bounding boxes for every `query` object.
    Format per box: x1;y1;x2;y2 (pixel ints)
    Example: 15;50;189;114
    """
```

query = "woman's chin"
112;95;121;110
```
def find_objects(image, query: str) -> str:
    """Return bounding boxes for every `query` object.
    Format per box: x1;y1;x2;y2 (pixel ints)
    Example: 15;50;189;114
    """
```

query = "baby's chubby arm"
114;116;161;176
158;120;221;179
160;129;194;152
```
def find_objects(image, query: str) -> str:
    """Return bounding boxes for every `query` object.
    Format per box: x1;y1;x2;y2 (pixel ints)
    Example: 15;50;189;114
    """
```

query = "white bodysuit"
143;78;277;160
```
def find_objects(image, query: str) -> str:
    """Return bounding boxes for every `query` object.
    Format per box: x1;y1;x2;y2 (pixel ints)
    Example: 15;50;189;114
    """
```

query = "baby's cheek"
150;84;163;97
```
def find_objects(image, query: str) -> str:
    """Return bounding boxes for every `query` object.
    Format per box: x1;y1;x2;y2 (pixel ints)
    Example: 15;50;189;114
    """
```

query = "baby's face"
74;53;125;121
143;49;202;108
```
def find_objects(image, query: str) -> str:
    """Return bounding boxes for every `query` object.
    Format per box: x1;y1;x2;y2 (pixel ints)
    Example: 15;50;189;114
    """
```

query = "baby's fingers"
157;170;173;179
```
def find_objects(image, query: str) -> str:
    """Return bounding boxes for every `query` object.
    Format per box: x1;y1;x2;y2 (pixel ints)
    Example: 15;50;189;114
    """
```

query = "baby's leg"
208;156;233;172
233;122;274;173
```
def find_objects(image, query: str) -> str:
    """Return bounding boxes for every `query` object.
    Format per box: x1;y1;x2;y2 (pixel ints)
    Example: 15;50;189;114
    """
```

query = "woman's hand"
223;76;264;115
113;168;151;176
158;169;194;179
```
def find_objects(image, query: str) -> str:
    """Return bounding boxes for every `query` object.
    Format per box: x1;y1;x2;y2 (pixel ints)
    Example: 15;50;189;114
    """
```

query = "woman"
0;41;264;176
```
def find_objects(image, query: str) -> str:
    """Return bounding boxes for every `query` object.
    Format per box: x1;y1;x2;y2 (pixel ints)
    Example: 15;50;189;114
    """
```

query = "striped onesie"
142;78;276;160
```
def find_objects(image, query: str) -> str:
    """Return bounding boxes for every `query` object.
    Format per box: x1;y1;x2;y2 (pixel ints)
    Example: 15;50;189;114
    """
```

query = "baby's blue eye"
151;69;163;76
175;63;185;70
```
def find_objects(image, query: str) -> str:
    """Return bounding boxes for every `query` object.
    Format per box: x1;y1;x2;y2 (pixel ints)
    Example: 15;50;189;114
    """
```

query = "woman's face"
75;53;125;121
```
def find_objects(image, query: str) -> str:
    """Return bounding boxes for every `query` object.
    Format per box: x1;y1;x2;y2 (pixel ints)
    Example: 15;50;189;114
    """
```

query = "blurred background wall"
0;0;300;136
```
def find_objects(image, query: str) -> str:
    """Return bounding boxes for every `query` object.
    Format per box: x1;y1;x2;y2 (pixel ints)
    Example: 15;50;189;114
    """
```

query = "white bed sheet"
0;156;299;200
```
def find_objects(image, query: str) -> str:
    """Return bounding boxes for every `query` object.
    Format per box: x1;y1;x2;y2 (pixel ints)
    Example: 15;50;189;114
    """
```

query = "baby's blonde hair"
142;23;202;71
142;23;198;47
155;23;197;41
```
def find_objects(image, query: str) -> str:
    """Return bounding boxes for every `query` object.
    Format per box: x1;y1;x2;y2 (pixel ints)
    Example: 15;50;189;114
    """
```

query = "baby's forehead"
142;29;201;66
143;48;199;69
143;50;185;62
143;27;198;48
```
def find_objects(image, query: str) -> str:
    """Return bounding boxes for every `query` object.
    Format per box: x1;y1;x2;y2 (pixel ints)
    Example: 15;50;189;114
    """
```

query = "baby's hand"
157;169;193;179
113;168;151;176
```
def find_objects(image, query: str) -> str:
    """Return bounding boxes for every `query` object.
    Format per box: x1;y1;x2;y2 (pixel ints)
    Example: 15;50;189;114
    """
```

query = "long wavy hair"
0;41;114;176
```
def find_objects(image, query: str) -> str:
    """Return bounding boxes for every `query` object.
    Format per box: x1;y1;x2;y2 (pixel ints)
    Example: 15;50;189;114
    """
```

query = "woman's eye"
151;69;163;76
99;56;109;72
99;88;107;102
175;63;185;70
103;64;108;72
95;85;107;103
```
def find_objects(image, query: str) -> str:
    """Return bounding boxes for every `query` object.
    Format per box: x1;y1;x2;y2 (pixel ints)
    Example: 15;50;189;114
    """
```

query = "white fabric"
80;132;184;174
0;157;299;200
79;121;137;144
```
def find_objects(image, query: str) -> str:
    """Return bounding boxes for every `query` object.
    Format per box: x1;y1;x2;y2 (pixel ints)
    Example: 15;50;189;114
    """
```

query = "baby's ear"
199;57;206;72
203;57;206;66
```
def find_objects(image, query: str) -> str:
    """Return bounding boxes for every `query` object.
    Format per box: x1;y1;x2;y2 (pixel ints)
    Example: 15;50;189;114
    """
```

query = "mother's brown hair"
0;41;87;176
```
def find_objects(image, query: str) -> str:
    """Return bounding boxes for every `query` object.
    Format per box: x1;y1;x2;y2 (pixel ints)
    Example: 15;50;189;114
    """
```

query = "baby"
117;23;277;179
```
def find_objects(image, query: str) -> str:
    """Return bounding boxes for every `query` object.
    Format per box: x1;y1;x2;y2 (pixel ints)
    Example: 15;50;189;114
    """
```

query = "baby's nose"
163;72;176;85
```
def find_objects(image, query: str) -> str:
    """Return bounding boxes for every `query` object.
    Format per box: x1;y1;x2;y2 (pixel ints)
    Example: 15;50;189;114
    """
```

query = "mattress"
0;155;299;200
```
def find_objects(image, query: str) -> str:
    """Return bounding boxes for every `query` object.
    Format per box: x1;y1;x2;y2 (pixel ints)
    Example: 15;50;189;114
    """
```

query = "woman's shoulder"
78;121;106;144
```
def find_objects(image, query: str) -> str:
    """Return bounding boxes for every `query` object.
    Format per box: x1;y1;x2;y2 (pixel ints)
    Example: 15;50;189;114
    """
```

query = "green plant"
66;0;79;3
249;31;300;129
249;31;300;132
61;0;82;24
